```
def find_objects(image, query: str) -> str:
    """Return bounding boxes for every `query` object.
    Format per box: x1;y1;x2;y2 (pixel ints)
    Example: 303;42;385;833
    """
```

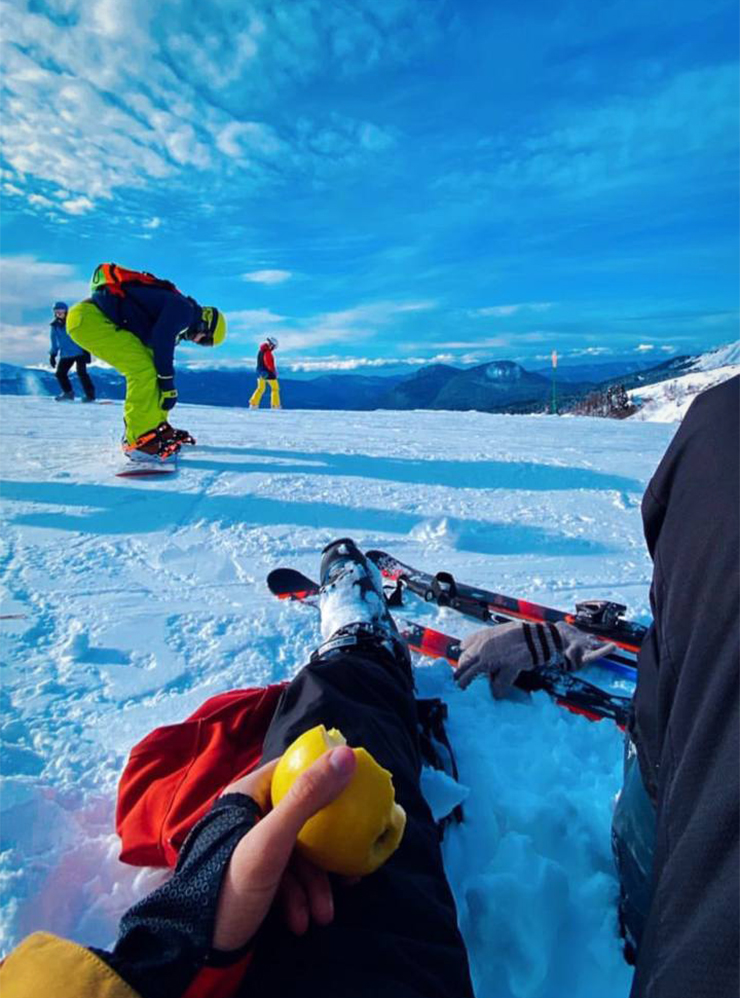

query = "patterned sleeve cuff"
102;794;262;998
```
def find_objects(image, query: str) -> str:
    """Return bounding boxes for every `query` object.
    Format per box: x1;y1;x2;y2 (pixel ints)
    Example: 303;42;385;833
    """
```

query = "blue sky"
1;0;738;373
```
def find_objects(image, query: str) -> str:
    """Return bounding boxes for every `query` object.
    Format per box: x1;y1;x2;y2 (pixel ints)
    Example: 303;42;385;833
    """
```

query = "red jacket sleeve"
263;347;276;378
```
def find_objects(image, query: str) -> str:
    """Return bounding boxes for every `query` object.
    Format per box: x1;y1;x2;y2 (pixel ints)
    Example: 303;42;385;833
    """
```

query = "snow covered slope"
629;343;740;422
0;396;679;997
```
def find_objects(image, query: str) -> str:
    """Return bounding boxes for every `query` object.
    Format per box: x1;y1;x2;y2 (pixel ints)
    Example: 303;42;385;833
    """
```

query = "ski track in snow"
0;396;678;996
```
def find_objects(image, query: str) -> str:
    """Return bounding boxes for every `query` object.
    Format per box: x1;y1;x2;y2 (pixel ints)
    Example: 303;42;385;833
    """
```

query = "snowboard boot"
55;391;74;402
123;423;181;462
159;422;196;446
317;538;410;671
81;396;95;403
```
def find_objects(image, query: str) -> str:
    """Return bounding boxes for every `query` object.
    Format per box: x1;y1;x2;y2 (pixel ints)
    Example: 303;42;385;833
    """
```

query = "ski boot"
123;422;181;462
317;538;410;669
55;391;74;402
81;396;96;404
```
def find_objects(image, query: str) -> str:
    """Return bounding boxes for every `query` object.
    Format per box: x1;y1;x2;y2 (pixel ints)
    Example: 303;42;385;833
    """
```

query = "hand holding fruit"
271;725;406;876
213;741;356;951
212;724;406;952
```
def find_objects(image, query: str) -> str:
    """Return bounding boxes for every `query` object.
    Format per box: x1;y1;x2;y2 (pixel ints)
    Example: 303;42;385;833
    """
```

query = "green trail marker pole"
551;349;558;415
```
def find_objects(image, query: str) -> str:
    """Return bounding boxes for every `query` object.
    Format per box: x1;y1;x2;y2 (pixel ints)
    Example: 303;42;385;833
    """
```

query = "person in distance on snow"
48;301;96;403
0;539;474;998
249;336;281;409
453;376;740;998
65;264;227;462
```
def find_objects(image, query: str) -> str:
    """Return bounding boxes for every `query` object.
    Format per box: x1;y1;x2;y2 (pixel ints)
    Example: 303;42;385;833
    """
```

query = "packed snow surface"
0;396;678;997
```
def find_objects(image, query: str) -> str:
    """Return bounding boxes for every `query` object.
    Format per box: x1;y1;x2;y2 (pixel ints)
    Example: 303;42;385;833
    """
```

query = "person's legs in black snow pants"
248;641;475;998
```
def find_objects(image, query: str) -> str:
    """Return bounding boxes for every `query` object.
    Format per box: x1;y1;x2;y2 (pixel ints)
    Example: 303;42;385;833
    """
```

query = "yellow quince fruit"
271;724;406;876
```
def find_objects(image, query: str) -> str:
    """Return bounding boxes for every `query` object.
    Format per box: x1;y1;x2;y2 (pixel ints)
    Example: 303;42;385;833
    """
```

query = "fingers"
580;640;617;665
489;663;520;698
212;747;355;951
220;757;279;812
246;746;356;882
278;867;309;935
453;652;483;689
279;854;334;935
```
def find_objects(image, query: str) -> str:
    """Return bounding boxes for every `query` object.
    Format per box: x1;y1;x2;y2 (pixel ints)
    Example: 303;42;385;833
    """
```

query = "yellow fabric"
0;931;140;998
203;306;227;345
249;377;281;408
67;300;166;442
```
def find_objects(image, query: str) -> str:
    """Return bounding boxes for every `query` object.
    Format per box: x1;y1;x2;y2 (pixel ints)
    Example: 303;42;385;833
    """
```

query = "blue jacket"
92;285;198;379
50;318;86;359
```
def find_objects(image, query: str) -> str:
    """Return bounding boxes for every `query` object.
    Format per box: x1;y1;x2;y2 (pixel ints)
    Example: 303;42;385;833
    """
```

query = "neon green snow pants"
249;377;281;408
66;300;167;443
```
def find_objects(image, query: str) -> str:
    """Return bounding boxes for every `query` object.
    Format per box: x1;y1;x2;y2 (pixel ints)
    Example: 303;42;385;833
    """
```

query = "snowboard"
116;458;178;478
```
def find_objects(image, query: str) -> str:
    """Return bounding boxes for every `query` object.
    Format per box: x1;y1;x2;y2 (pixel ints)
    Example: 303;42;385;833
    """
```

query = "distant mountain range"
1;345;736;416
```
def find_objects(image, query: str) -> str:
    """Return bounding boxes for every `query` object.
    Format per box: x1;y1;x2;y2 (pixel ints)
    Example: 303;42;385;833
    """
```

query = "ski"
365;549;645;673
266;568;632;728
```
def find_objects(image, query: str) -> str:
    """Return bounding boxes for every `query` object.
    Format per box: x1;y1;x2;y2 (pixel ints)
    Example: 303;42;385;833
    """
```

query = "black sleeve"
151;294;197;379
95;794;261;998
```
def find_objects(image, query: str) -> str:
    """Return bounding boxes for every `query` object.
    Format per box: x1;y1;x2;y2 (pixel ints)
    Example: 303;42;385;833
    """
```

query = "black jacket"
629;376;739;998
92;285;198;379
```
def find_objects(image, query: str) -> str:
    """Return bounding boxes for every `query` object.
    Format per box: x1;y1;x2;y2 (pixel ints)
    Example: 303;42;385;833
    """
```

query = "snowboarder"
48;301;96;402
0;538;474;998
65;264;227;461
249;336;281;409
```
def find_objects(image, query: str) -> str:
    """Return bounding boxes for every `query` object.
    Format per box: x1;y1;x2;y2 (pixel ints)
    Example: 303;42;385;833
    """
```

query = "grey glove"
454;621;617;698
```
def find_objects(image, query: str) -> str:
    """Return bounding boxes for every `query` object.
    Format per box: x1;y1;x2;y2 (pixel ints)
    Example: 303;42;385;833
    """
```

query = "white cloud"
143;217;161;229
0;256;89;317
471;302;553;318
394;300;437;313
228;299;437;352
443;337;510;349
568;346;613;357
0;0;418;213
228;308;286;325
0;322;50;364
28;193;54;208
216;121;281;158
288;353;458;372
60;196;94;215
635;343;655;353
241;270;293;285
358;122;395;151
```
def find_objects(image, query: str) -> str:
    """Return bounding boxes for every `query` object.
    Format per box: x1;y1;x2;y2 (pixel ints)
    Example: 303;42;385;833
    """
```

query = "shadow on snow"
1;479;613;558
189;446;643;493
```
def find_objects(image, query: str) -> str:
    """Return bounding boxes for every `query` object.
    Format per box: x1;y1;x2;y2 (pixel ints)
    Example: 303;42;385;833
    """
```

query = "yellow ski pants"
66;301;167;443
249;377;281;409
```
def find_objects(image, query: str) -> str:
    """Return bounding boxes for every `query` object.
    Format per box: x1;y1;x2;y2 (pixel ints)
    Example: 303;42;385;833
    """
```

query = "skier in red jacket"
249;337;281;409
